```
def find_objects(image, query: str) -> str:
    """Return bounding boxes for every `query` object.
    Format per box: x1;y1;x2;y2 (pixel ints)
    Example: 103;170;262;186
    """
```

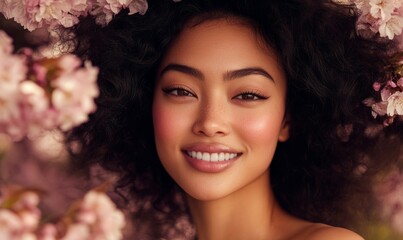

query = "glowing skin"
152;19;364;240
153;19;288;201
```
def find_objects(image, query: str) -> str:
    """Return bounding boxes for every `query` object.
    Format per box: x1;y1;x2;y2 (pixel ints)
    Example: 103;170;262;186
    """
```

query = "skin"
152;18;364;240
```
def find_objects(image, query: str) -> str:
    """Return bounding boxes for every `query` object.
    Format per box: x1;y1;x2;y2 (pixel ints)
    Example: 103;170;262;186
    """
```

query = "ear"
278;118;290;142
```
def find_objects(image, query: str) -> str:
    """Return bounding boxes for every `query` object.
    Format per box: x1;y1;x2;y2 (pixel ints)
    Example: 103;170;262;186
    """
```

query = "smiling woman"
153;19;288;203
66;0;401;239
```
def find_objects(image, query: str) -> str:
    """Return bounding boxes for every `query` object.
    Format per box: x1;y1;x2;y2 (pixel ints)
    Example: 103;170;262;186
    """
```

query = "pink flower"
380;86;392;101
373;81;382;91
0;30;99;140
386;91;403;115
397;77;403;88
76;190;125;240
0;189;41;238
0;0;149;30
369;0;397;20
37;224;57;240
378;14;403;39
20;81;49;117
0;184;126;239
71;0;92;13
25;0;40;15
0;30;13;55
19;81;52;136
51;58;99;131
372;100;388;117
0;32;27;90
354;0;403;41
0;0;41;31
89;1;114;26
0;209;23;238
34;0;76;28
128;0;148;15
57;54;81;72
61;224;91;240
19;211;40;232
0;88;21;123
0;31;28;140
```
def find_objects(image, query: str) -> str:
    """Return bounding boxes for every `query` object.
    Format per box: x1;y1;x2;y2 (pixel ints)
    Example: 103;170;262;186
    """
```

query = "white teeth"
211;153;218;162
186;151;238;162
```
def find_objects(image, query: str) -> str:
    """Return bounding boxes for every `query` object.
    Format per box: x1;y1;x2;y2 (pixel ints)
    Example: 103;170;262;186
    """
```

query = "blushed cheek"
152;101;191;150
237;113;284;149
152;104;174;144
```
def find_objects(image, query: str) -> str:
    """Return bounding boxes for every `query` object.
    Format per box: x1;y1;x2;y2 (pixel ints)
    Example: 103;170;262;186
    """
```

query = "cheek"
153;105;173;142
152;99;192;147
153;103;177;145
235;107;285;147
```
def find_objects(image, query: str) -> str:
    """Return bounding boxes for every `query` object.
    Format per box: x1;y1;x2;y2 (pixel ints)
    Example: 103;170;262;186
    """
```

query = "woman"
67;0;400;239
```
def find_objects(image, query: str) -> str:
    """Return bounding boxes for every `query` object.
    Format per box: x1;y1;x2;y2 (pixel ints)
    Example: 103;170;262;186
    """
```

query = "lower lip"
183;152;239;173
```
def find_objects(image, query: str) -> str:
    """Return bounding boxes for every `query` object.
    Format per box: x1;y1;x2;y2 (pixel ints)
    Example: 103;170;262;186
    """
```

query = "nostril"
193;123;228;137
192;106;229;137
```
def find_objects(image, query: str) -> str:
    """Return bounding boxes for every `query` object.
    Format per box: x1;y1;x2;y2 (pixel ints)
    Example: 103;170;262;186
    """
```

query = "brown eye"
163;87;196;97
234;92;269;101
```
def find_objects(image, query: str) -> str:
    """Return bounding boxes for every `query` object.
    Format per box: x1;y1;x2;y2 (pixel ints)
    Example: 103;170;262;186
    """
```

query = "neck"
187;171;283;240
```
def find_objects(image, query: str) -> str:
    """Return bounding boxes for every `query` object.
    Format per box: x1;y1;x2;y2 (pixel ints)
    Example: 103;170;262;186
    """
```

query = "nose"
192;100;230;137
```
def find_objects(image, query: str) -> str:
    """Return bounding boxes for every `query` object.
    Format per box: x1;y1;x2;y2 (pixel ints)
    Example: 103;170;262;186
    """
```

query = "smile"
186;151;239;162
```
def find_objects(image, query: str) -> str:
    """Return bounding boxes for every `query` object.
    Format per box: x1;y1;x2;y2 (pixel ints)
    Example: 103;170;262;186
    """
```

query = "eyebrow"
160;64;204;80
223;67;274;82
159;63;275;82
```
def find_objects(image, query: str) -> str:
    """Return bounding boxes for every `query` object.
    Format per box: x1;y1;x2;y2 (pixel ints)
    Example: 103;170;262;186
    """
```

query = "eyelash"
233;91;269;101
162;87;196;97
162;87;268;101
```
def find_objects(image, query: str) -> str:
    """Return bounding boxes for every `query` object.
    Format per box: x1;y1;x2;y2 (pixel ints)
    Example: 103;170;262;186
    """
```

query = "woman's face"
152;18;288;201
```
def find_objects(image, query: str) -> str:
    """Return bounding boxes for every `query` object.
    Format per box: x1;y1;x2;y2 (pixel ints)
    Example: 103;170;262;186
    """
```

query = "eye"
162;87;196;97
233;91;269;101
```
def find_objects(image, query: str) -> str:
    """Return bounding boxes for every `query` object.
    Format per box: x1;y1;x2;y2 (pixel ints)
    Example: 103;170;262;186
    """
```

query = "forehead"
159;18;284;82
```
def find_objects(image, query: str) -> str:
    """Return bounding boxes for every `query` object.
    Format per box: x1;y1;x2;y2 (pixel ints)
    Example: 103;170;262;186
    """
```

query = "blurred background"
1;11;403;240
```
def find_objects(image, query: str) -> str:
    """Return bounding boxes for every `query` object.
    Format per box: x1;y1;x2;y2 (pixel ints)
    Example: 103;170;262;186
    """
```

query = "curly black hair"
66;0;402;238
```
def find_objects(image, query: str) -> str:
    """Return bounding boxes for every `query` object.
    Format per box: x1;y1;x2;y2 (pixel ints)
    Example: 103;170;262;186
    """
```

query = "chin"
181;185;233;202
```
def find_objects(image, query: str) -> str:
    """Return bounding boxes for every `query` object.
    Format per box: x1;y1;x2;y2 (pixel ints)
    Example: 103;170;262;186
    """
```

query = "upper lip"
182;143;241;153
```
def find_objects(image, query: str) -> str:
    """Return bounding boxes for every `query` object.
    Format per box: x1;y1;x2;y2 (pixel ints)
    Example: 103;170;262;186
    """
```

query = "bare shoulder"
304;224;364;240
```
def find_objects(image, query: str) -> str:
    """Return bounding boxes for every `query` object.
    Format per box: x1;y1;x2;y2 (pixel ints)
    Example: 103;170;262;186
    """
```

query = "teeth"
186;151;238;162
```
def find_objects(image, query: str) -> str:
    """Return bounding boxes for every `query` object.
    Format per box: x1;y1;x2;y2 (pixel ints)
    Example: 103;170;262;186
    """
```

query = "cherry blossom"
74;190;126;240
0;210;23;239
0;30;13;54
0;186;125;240
386;91;403;115
61;224;91;240
353;0;403;40
51;59;99;131
379;14;403;39
0;0;40;31
369;0;398;20
0;30;99;140
0;0;149;31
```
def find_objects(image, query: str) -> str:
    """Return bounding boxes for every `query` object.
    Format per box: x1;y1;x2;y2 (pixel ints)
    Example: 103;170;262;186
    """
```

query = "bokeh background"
1;10;403;240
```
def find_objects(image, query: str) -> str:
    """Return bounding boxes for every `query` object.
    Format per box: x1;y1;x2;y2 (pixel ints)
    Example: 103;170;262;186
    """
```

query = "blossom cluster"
0;0;148;31
0;30;99;141
0;186;125;240
354;0;403;125
353;0;403;42
363;53;403;126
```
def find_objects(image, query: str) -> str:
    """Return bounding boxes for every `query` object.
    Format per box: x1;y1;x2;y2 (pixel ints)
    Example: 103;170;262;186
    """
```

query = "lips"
182;143;242;173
